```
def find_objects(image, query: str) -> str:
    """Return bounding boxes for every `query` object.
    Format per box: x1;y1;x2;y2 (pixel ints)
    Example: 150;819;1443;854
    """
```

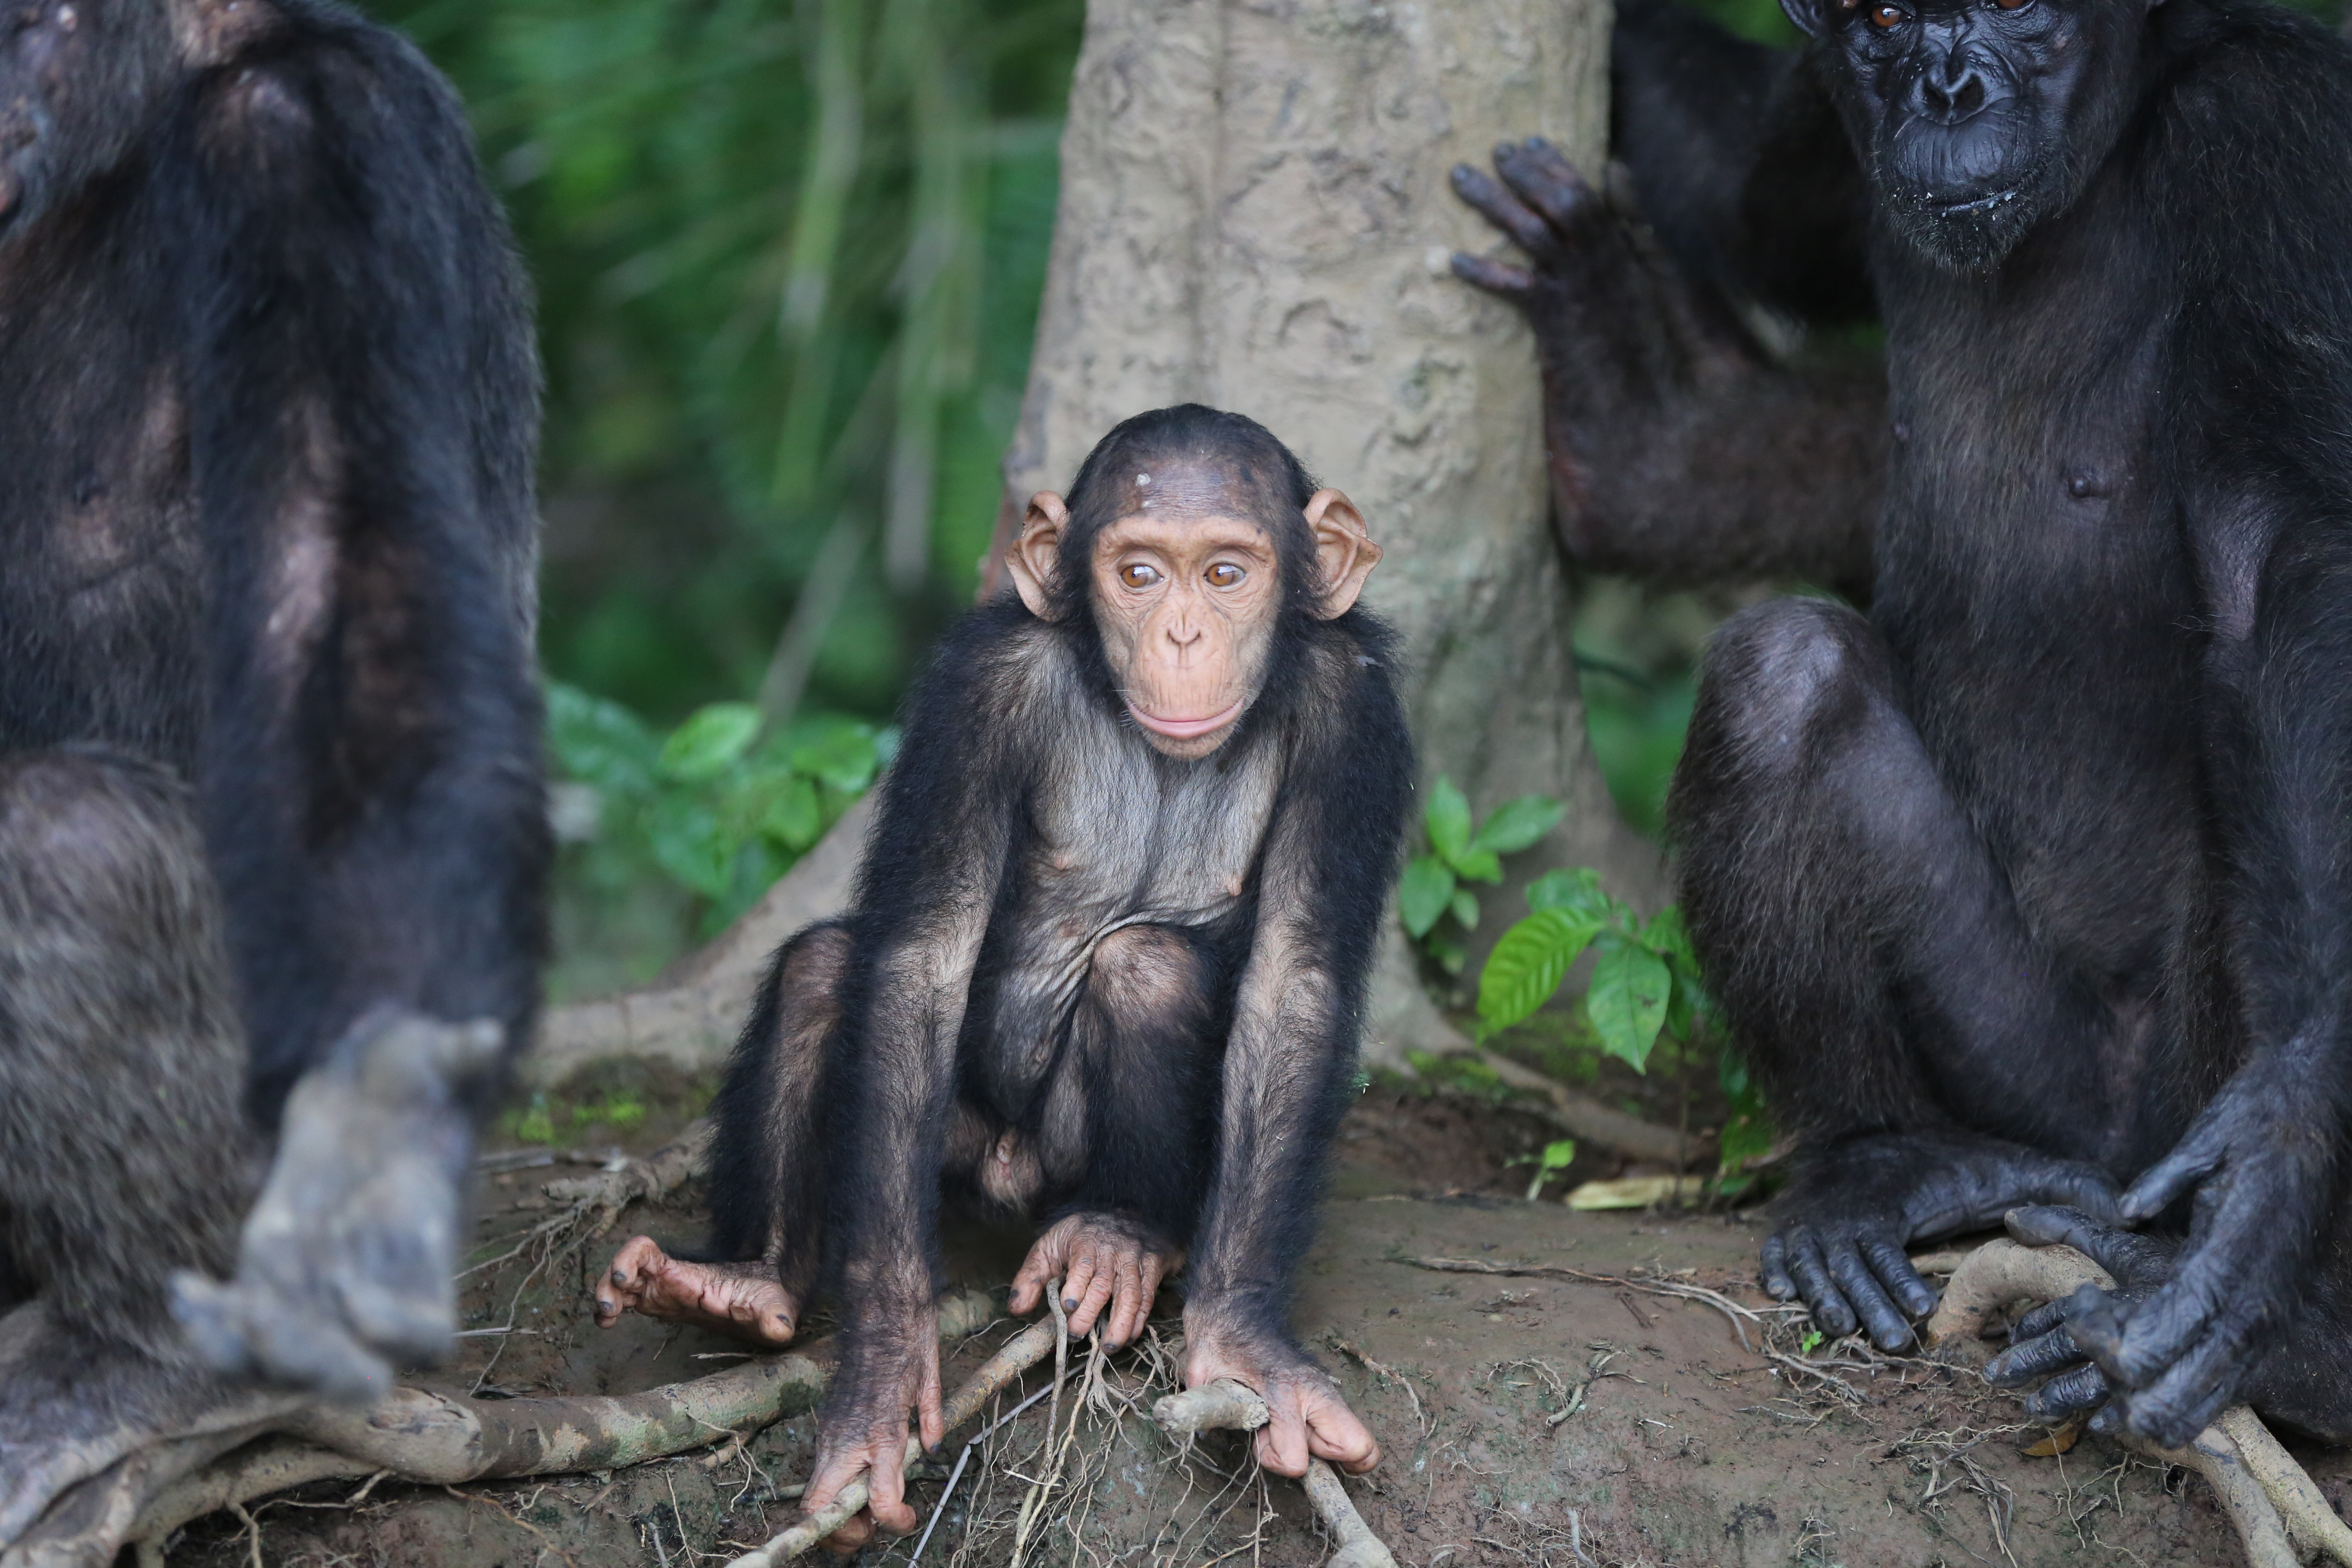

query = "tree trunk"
537;0;1653;1081
1001;0;1654;1065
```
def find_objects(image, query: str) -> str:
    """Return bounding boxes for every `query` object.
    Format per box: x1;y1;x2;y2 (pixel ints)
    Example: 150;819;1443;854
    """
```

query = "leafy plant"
547;681;893;934
1475;870;1709;1074
1715;1047;1774;1195
1397;778;1564;974
1510;1138;1579;1202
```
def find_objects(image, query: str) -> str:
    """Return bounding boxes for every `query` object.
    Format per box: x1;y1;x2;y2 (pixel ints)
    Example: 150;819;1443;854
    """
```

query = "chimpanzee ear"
1007;492;1068;620
1778;0;1827;36
1303;489;1381;619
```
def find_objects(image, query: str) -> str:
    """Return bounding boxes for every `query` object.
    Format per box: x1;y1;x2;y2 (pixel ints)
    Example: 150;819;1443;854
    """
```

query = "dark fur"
1483;0;2352;1446
0;0;542;1352
706;406;1414;1430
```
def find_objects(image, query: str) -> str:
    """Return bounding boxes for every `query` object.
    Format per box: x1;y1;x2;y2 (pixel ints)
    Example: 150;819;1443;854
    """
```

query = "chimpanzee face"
0;0;174;240
1787;0;2146;271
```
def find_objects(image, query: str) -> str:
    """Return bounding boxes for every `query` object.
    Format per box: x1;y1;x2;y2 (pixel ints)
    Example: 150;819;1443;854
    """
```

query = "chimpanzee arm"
1182;627;1413;1476
151;23;547;1396
1452;13;1884;594
799;609;1028;1538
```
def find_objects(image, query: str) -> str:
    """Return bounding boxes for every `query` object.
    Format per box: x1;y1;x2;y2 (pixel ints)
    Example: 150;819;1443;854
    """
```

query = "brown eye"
1120;563;1160;590
1871;2;1907;23
1206;562;1244;588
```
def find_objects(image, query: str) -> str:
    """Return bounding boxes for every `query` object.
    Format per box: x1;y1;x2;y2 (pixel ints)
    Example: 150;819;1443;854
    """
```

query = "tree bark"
1002;0;1653;1065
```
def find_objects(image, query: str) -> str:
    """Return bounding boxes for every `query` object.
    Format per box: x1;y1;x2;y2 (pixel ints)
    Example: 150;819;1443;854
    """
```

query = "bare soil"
161;1072;2338;1568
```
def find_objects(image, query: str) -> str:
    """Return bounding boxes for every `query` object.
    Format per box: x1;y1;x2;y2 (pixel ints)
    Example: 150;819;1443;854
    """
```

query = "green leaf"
1429;928;1468;976
1641;906;1699;968
1588;936;1672;1073
1526;867;1607;918
1449;888;1481;931
545;682;660;799
1399;856;1456;938
1469;795;1565;856
790;724;881;793
1477;908;1605;1037
1450;848;1504;884
760;774;824;851
658;702;762;784
1538;1139;1578;1176
646;793;737;898
1424;776;1472;862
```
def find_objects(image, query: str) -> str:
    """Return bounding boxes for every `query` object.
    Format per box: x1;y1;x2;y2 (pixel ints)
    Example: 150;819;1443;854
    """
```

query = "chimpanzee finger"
1761;1233;1796;1301
1449;252;1536;300
1448;164;1557;259
2006;1205;2172;1285
2025;1363;2111;1423
2120;1124;2225;1224
2088;1262;2225;1390
2011;1296;2077;1345
1492;138;1599;239
1829;1241;1915;1350
1786;1231;1859;1339
1062;1255;1098;1324
1069;1258;1119;1341
2116;1327;2250;1450
1101;1252;1145;1347
1986;1326;2089;1388
1863;1237;1942;1320
1257;1399;1313;1479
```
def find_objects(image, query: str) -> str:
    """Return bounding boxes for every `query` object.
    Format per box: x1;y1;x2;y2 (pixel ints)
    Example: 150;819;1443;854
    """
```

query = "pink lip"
1125;697;1245;741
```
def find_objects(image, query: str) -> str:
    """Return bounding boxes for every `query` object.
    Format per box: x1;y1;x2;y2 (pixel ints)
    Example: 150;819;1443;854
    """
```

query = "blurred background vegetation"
366;0;2332;1002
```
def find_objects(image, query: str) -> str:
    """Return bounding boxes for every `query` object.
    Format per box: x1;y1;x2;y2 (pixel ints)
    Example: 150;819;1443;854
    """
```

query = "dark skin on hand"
595;408;1408;1548
1453;0;2352;1450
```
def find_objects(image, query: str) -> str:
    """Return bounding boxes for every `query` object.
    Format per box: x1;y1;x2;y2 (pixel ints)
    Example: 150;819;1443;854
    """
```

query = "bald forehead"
1094;454;1299;530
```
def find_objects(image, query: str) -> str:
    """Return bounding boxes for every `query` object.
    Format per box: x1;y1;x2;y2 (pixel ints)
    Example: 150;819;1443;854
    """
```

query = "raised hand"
1010;1212;1183;1350
1761;1130;2120;1352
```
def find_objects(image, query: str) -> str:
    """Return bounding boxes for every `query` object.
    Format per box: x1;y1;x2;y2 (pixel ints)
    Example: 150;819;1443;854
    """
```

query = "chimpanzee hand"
1761;1131;2121;1352
169;1010;503;1403
1011;1212;1184;1349
2052;1054;2331;1449
801;1303;943;1552
1448;138;1632;343
1983;1205;2178;1426
1182;1313;1379;1478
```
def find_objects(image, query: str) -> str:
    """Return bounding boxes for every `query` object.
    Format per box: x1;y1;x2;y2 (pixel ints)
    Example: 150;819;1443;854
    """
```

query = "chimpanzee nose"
1918;58;1988;122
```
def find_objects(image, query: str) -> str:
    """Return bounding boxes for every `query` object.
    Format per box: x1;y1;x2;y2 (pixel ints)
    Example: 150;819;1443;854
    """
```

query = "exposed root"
1930;1240;2352;1568
722;1316;1060;1565
1451;1049;1711;1167
541;1118;714;1234
1152;1380;1399;1568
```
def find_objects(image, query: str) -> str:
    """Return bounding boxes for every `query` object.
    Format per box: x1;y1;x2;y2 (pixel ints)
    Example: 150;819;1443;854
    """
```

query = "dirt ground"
161;1071;2339;1568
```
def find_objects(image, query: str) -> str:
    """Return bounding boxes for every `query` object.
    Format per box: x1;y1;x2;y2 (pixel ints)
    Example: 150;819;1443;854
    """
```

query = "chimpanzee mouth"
1930;187;2023;216
1125;697;1245;741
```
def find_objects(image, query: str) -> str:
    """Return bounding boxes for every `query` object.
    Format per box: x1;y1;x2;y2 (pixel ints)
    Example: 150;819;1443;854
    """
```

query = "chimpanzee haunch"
594;405;1410;1547
0;0;543;1544
1455;0;2352;1449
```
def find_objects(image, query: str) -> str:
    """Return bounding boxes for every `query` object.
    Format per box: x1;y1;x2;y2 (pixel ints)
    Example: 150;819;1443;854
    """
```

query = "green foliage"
547;681;891;932
1512;1138;1579;1202
502;1087;652;1146
1475;870;1709;1074
1400;778;1564;973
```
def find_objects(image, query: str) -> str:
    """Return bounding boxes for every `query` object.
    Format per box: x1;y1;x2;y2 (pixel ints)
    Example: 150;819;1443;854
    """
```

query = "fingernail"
1063;1296;1078;1313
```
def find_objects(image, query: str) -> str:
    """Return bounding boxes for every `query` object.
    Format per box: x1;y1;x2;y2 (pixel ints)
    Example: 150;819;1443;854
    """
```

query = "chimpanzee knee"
0;750;254;1349
1685;596;1893;772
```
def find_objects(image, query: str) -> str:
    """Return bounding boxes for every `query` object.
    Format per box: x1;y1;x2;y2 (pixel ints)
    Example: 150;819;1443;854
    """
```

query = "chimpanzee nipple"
1136;472;1152;486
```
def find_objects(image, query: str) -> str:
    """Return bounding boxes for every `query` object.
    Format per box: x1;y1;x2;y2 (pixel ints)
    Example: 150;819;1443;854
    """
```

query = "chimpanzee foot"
170;1011;505;1403
594;1236;800;1345
0;1305;265;1550
1010;1213;1184;1348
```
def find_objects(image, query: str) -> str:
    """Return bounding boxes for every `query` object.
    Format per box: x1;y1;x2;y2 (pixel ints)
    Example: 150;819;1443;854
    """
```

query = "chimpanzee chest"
0;207;205;774
1872;222;2208;985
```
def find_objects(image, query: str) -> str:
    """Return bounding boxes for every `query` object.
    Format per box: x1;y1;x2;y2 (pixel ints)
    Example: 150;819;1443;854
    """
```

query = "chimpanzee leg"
594;922;847;1345
1670;602;2124;1345
0;750;257;1539
1011;925;1223;1344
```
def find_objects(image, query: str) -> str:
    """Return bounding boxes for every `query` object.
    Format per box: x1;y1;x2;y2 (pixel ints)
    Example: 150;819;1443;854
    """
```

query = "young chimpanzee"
596;405;1409;1546
0;0;543;1546
1454;0;2352;1448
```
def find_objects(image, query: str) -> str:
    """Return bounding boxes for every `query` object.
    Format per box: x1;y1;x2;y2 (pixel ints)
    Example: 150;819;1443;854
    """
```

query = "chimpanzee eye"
1120;563;1160;590
1871;2;1908;23
1991;0;2029;11
1206;563;1245;588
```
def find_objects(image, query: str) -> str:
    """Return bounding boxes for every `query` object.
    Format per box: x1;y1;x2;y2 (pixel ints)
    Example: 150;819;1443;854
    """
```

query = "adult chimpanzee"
594;405;1408;1546
1454;0;2352;1448
0;0;543;1542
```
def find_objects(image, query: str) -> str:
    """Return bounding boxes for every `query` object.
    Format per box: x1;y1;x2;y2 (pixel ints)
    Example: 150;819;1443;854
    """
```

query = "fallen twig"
1400;1255;1785;1351
1152;1380;1398;1568
1444;1049;1712;1168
